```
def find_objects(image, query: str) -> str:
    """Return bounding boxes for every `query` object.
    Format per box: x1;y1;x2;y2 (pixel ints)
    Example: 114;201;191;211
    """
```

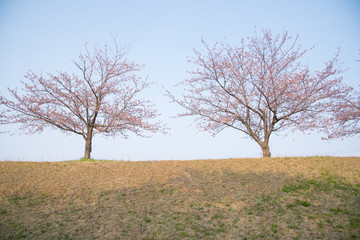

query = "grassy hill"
0;157;359;239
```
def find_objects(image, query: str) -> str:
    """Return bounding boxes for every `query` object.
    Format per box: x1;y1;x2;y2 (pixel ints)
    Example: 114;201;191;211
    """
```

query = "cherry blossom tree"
0;109;7;133
167;29;348;157
323;51;360;140
325;88;360;139
324;53;360;139
0;41;165;159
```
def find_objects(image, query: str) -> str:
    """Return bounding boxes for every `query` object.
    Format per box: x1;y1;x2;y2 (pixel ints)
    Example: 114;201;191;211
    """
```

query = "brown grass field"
0;156;359;239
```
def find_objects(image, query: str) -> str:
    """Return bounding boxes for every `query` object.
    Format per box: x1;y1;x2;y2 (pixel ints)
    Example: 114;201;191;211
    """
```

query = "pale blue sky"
0;0;359;161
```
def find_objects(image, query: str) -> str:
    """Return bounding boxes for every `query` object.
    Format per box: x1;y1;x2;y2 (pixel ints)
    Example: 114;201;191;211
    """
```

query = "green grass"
0;156;359;239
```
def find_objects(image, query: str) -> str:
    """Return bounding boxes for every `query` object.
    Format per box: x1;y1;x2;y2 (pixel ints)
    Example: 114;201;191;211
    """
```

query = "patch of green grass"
211;213;224;219
271;223;278;234
350;216;360;229
329;207;349;215
320;170;360;193
181;231;190;237
1;209;8;215
336;224;344;229
14;232;27;239
282;179;323;193
10;196;26;205
295;199;311;207
282;181;310;193
283;174;360;196
288;223;298;229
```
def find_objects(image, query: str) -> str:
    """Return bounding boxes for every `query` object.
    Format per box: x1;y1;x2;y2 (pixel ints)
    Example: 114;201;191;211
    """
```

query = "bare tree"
0;41;165;159
166;29;348;157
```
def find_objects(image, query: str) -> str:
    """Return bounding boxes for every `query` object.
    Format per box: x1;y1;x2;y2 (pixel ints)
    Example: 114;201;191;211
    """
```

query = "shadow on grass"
1;168;359;239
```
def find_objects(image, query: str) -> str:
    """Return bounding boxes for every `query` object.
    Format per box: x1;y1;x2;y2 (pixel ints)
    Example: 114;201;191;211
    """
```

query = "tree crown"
167;29;347;146
0;41;166;139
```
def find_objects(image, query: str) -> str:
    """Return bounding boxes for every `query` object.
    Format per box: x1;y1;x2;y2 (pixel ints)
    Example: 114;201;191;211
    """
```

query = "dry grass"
0;156;359;239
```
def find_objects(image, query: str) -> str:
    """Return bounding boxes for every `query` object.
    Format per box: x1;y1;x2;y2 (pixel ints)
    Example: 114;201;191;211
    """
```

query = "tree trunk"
260;142;271;158
84;128;93;159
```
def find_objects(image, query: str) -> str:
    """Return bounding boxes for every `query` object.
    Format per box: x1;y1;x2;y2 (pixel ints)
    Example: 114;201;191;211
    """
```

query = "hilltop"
0;157;359;239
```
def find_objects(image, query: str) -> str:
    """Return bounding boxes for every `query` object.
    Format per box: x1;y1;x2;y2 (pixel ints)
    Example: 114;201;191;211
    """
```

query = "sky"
0;0;359;161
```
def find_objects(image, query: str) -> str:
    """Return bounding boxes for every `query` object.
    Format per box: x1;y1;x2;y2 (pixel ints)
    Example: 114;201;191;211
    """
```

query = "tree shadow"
1;167;359;239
